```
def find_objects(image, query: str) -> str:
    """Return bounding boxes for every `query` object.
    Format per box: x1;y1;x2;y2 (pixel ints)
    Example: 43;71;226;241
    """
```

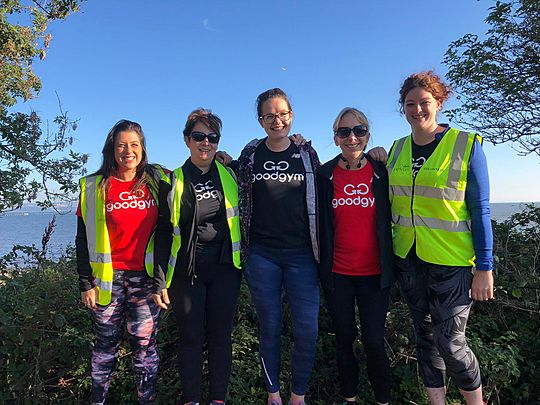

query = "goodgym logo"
343;183;369;196
106;189;155;212
332;183;375;208
252;160;304;183
263;160;289;171
194;180;218;200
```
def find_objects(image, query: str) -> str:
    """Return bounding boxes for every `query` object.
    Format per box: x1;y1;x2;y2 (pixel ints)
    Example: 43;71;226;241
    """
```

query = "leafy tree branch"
0;0;86;213
444;0;540;156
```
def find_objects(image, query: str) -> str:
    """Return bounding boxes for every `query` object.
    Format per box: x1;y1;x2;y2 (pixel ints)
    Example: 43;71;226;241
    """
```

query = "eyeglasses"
190;131;220;144
259;111;292;124
335;125;369;139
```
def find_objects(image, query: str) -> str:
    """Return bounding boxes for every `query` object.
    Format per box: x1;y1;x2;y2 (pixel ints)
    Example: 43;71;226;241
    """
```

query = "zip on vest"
411;166;417;241
189;183;199;285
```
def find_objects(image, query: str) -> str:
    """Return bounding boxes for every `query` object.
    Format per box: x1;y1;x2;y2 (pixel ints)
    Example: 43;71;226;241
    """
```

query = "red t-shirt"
332;162;381;276
77;177;158;270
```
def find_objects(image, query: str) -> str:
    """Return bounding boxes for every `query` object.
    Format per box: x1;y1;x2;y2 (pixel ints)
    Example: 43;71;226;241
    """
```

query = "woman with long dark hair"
76;119;167;405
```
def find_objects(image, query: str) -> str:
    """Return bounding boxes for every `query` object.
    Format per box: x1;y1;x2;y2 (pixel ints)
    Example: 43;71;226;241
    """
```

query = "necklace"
340;154;365;170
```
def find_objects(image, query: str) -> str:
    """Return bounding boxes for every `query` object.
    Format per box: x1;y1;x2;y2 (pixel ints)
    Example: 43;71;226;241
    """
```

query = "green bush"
1;205;539;404
0;252;94;404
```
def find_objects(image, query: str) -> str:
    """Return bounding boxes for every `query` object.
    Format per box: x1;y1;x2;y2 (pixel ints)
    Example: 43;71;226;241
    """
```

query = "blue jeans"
245;243;320;396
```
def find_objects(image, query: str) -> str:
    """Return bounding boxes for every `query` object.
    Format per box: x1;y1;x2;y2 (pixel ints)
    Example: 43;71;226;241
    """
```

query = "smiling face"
114;130;143;179
403;86;441;133
334;112;369;160
185;121;218;168
258;96;293;141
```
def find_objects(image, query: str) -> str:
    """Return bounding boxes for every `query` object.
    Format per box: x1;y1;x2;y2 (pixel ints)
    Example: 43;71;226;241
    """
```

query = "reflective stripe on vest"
79;165;168;305
79;175;114;305
167;162;241;288
387;128;478;266
144;165;170;277
217;163;242;268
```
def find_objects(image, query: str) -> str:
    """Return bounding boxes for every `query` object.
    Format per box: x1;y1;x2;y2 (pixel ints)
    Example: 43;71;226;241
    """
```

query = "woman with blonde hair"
318;107;393;405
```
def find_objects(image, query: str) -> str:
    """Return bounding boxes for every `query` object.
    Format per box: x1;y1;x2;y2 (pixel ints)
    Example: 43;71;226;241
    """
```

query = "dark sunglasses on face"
335;125;369;139
190;131;220;144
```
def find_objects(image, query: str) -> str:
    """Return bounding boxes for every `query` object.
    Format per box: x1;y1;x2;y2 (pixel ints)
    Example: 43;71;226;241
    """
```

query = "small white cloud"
202;18;216;31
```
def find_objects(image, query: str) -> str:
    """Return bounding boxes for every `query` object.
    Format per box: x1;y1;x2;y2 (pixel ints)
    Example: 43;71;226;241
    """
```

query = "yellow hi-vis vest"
387;128;481;266
165;161;241;288
79;165;169;305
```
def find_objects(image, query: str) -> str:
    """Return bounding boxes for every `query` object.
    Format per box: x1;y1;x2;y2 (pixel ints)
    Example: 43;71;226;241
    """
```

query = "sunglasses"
190;131;220;144
335;125;369;139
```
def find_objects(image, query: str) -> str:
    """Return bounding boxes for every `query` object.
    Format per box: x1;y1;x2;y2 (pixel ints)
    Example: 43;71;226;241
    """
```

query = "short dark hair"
255;88;292;118
182;108;222;138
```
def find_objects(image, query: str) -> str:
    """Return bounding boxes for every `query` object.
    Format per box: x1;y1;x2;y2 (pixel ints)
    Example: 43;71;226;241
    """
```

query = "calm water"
0;211;76;259
0;202;537;258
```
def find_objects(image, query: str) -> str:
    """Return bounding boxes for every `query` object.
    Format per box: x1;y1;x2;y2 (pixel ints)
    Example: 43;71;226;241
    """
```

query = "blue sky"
22;0;540;202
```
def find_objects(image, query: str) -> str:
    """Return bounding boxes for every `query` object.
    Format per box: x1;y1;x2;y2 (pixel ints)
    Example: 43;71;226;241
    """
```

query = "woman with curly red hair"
387;71;493;405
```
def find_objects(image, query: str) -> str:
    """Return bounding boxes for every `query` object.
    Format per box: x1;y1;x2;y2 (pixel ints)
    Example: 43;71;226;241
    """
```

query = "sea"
0;202;538;260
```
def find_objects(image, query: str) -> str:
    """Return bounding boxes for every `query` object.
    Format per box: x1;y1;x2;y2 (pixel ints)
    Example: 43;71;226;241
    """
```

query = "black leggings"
329;273;391;403
395;252;481;391
169;262;242;403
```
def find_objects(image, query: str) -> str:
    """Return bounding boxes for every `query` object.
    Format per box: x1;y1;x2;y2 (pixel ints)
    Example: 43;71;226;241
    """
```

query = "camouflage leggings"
396;252;482;391
90;270;160;404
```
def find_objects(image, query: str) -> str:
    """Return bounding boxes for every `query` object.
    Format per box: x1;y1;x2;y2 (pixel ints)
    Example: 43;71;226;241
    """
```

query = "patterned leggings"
396;252;482;391
90;270;160;404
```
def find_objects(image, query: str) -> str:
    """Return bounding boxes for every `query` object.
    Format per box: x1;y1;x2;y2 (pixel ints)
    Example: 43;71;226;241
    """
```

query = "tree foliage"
0;0;87;213
443;0;540;156
0;0;82;107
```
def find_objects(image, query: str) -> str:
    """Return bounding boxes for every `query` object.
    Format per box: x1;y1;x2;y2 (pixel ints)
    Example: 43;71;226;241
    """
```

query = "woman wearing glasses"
317;108;393;405
152;108;242;405
237;88;321;405
387;71;493;405
76;120;167;404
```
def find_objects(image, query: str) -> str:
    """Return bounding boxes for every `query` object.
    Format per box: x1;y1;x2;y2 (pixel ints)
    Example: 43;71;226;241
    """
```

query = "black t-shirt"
410;126;450;177
411;139;439;178
250;141;310;248
190;169;228;263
